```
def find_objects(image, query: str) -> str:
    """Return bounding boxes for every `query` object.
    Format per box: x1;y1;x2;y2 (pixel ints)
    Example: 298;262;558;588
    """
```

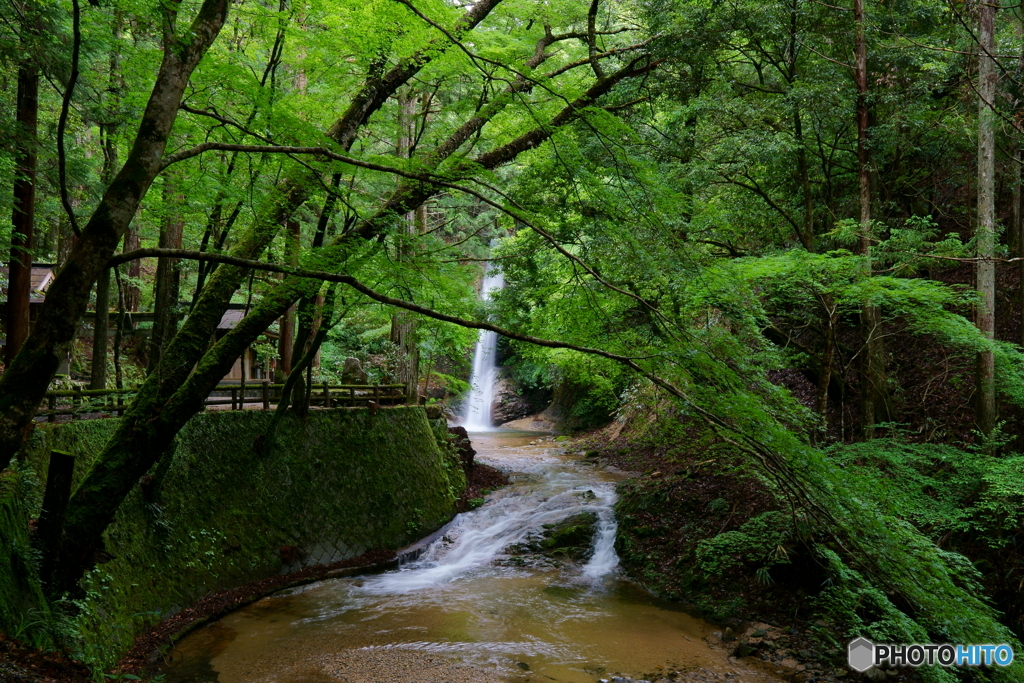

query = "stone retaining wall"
3;406;462;669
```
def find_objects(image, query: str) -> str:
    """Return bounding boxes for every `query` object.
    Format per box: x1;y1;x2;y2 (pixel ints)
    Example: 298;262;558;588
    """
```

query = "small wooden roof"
216;304;279;338
0;264;55;303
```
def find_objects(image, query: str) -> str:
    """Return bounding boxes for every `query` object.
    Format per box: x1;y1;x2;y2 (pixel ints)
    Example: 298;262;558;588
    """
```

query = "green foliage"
824;439;1024;544
612;399;1022;680
0;468;55;650
695;511;792;578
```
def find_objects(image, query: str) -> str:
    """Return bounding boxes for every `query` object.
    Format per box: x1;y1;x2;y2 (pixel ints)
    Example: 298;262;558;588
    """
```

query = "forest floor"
0;634;93;683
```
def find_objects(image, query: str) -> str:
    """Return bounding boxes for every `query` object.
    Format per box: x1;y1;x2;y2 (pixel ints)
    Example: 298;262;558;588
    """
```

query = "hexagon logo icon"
848;637;875;672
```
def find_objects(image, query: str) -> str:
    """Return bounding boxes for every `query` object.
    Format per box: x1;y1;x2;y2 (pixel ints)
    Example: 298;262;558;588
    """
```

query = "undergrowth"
607;393;1023;682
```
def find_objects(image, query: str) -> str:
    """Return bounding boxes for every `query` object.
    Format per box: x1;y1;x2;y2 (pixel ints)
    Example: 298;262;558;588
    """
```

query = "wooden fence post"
35;450;76;590
322;383;330;408
262;381;270;411
47;395;56;422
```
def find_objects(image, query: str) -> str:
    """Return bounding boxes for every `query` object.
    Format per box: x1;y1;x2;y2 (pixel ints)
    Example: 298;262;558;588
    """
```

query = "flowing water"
462;267;505;431
163;433;787;683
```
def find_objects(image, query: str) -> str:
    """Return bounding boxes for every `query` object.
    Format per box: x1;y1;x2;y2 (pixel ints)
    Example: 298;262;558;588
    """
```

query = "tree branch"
56;0;82;237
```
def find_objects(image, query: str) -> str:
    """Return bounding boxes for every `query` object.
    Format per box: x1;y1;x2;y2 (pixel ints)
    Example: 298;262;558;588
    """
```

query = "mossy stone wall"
9;406;462;669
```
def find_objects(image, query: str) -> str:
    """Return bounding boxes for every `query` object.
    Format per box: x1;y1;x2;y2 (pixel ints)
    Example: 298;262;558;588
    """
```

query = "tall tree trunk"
787;0;814;252
147;178;184;374
976;0;998;441
122;229;140;311
390;89;421;403
90;15;124;390
89;270;110;390
6;62;38;367
278;219;300;379
1015;14;1024;349
793;106;815;252
855;0;887;439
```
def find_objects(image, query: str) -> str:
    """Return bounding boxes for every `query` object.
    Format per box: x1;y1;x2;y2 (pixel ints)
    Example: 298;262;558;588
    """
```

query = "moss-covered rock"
540;511;598;561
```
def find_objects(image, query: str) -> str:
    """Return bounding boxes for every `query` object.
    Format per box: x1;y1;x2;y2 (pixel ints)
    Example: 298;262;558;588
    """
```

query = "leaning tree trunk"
976;0;998;442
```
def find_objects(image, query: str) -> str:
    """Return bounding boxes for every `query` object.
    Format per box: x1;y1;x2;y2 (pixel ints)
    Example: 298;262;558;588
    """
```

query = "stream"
163;431;786;683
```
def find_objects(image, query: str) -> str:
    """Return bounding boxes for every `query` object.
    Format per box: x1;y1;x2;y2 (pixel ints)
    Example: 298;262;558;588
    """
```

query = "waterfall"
463;266;505;431
582;505;620;578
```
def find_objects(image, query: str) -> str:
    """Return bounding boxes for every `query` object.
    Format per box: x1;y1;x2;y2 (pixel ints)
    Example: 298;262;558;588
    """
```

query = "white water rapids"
360;440;619;595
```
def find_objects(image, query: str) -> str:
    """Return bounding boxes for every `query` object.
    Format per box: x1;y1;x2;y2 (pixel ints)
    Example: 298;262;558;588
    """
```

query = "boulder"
540;511;598;561
447;425;476;468
341;357;368;385
490;376;534;424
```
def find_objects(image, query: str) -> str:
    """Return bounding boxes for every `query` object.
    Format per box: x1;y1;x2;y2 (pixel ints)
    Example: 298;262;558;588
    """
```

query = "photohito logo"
848;638;1014;672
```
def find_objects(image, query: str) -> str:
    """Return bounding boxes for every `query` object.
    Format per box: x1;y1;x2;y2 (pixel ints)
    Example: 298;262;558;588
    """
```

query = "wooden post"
72;387;81;420
350;386;355;405
262;381;270;411
374;385;380;405
322;383;330;408
231;387;238;411
116;393;124;417
47;394;56;422
36;450;75;589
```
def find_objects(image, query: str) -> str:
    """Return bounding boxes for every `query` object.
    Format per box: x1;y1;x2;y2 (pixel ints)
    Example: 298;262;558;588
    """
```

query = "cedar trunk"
7;64;38;367
976;0;998;440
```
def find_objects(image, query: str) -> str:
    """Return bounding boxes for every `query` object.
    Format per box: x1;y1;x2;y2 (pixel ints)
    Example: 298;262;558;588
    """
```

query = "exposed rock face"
447;425;476;468
490;376;534;424
341;357;368;385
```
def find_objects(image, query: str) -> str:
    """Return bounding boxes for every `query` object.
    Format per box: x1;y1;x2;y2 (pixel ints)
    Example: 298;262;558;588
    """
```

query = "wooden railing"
39;382;406;421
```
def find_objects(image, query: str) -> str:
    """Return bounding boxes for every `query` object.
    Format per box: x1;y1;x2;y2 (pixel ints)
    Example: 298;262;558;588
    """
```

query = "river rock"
447;425;476;468
540;511;598;561
341;357;368;385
